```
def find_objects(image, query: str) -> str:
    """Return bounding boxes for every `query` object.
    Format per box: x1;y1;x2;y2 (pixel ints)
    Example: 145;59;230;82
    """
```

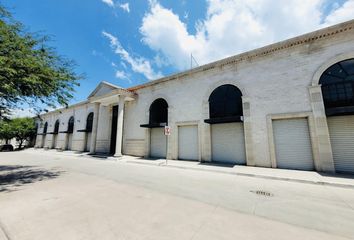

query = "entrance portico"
87;82;136;156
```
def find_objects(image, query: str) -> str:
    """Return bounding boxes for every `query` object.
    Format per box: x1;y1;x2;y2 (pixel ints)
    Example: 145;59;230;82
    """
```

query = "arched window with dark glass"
86;112;94;132
43;122;48;134
320;59;354;116
54;120;60;134
150;98;168;125
140;98;168;128
205;84;243;124
68;116;75;133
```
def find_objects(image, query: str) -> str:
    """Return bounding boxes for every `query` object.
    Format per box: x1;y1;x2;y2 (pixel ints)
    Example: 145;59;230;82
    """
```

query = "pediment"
88;81;121;99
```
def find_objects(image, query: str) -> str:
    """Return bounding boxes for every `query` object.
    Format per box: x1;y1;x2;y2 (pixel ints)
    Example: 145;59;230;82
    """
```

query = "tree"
0;5;82;120
0;120;15;144
11;117;36;149
0;117;36;149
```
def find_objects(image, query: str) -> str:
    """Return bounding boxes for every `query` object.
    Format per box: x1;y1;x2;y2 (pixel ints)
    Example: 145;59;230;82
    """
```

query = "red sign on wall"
164;126;171;136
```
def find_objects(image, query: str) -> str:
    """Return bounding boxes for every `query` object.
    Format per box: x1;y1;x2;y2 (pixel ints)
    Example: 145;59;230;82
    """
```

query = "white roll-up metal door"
150;128;167;158
327;115;354;174
67;133;73;150
178;125;199;161
273;118;314;171
86;132;92;152
211;123;246;164
42;135;46;148
53;135;58;149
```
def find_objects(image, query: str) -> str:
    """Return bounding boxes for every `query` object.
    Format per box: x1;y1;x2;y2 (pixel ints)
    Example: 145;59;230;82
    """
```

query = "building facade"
36;20;354;174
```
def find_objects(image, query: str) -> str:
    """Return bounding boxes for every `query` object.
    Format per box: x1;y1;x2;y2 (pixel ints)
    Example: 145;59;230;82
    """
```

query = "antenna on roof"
191;53;199;69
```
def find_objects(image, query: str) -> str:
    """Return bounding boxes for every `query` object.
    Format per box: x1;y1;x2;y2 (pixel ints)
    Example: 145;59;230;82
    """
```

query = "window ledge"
326;106;354;116
204;116;243;124
140;123;167;128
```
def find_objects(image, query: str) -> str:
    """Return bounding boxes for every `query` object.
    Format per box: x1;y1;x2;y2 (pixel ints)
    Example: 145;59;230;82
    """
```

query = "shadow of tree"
0;165;63;193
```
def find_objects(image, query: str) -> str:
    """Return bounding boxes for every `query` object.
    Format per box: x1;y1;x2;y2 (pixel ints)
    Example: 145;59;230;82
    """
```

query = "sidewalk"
28;148;354;189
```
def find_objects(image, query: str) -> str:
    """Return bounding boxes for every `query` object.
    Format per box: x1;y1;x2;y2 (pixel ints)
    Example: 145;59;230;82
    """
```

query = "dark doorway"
110;105;119;155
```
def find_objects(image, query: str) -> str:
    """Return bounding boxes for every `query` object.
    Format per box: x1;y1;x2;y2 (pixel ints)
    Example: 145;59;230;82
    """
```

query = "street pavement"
0;150;354;240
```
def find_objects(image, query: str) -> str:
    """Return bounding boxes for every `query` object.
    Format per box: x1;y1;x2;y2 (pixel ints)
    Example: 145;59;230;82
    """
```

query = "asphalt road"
0;150;354;240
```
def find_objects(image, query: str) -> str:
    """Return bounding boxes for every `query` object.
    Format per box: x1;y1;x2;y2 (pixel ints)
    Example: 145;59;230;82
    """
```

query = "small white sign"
164;126;171;136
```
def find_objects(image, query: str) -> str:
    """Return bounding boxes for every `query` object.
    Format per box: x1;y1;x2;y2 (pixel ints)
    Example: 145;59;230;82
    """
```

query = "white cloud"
115;70;128;78
101;0;130;13
102;31;163;80
101;0;114;7
140;0;354;71
323;0;354;26
119;3;130;13
10;108;35;118
121;62;128;69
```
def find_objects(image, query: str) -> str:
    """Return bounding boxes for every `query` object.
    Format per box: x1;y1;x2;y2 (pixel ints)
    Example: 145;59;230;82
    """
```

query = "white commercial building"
36;20;354;174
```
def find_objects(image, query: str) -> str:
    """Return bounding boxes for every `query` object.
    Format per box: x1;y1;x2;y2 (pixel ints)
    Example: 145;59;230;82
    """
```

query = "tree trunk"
18;139;23;150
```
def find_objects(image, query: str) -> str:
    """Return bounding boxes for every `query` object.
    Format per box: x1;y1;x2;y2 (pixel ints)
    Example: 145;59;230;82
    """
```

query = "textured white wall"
123;31;354;166
36;103;97;151
37;28;354;166
96;105;111;153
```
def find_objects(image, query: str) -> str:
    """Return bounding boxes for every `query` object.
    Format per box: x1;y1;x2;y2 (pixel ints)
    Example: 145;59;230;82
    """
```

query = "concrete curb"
25;149;354;190
126;159;354;189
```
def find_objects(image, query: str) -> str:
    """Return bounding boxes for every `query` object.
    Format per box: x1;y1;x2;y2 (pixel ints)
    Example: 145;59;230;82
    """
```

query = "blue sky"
4;0;354;111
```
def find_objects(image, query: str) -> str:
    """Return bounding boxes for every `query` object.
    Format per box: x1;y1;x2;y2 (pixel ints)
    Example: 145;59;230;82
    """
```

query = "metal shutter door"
67;133;73;150
150;128;167;158
42;135;46;148
211;123;246;164
86;133;92;152
53;135;58;149
178;125;199;161
327;116;354;174
273;118;314;171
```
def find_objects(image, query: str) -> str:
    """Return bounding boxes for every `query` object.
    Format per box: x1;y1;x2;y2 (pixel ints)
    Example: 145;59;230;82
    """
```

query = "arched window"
205;84;243;123
320;59;354;116
43;122;48;134
140;98;168;128
86;112;94;132
68;116;75;133
54;120;60;134
149;98;168;125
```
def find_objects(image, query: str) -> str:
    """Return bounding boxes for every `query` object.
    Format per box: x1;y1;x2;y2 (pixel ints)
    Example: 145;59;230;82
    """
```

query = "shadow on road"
0;165;63;193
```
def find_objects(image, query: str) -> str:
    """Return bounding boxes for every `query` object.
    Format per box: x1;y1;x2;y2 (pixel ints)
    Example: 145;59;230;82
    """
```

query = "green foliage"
0;5;82;119
0;120;15;143
0;117;36;148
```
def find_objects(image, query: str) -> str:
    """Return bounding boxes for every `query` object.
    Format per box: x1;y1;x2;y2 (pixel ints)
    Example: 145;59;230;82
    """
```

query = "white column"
309;85;335;173
242;97;255;166
201;101;212;162
114;96;125;157
89;103;100;154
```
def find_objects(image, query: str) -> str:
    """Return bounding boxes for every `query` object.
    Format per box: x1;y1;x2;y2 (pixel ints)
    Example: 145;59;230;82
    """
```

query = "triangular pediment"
88;81;121;99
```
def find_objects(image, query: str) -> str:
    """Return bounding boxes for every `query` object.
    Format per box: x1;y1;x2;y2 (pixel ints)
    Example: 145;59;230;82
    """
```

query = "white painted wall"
36;23;354;169
35;103;97;152
96;105;111;153
123;30;354;167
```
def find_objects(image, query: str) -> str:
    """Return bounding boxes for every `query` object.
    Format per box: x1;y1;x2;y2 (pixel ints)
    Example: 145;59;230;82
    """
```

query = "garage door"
150;128;167;158
67;133;73;150
53;135;58;149
327;115;354;174
273;118;314;171
42;135;46;148
178;125;199;161
86;132;92;152
211;123;246;164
